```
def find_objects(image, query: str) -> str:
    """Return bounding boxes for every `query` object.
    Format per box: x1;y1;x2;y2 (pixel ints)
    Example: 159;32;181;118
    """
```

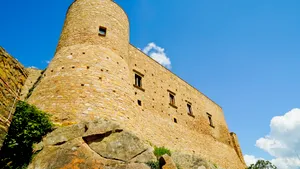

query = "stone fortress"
21;0;246;168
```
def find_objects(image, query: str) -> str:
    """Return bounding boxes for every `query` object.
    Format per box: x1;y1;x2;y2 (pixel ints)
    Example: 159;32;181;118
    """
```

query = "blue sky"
1;0;300;168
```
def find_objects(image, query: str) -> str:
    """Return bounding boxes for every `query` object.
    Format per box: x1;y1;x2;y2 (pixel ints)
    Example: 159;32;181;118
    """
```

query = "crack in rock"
129;148;149;161
82;129;123;145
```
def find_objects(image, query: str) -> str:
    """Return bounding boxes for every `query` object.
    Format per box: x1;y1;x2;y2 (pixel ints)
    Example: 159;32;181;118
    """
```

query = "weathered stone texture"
56;0;129;60
172;152;220;169
230;132;246;164
26;0;246;168
20;68;43;100
160;154;178;169
28;119;153;169
127;46;246;168
0;47;27;149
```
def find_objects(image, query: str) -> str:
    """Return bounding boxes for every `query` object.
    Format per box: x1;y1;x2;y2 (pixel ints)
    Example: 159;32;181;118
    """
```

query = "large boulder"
28;118;154;169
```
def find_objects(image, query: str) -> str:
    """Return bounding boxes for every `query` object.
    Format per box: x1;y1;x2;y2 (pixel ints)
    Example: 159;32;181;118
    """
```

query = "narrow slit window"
99;26;107;36
135;74;142;88
137;100;142;106
187;104;192;115
207;113;214;128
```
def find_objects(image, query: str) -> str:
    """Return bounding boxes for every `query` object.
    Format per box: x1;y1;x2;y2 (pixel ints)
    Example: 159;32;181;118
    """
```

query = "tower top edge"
67;0;129;22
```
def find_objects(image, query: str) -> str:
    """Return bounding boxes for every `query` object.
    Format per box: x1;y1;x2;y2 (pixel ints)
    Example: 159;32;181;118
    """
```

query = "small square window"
135;74;142;88
99;26;107;36
207;113;215;128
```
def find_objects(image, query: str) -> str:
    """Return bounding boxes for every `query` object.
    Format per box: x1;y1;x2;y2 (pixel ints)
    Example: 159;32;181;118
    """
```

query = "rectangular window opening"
133;70;145;92
99;26;107;36
168;90;177;109
169;93;175;106
207;113;215;128
135;74;142;88
187;104;192;115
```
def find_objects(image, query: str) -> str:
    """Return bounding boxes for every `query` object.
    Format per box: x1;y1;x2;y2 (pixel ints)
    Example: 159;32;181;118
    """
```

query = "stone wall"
230;132;245;164
0;47;27;148
28;0;133;126
20;68;43;101
125;45;246;169
128;45;232;146
56;0;129;61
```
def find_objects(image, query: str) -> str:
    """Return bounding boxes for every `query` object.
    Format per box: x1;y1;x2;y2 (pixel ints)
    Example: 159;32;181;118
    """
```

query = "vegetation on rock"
0;101;53;169
154;146;171;158
247;160;277;169
146;147;179;169
146;161;160;169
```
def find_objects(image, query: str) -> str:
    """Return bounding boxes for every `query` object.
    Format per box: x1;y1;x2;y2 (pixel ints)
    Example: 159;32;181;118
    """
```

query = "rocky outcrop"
172;153;222;169
0;47;27;149
160;154;178;169
28;119;156;169
29;118;227;169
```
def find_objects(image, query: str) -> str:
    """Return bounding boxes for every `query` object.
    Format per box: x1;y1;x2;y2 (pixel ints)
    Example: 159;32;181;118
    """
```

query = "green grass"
154;146;171;157
146;161;160;169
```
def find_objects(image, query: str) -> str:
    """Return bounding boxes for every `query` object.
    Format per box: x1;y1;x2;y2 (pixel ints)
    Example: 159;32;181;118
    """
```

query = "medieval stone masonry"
0;47;28;148
26;0;246;168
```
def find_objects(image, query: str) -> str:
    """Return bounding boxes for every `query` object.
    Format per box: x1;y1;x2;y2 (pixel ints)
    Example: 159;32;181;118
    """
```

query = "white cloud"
246;109;300;169
142;42;171;69
244;155;300;169
46;60;50;64
256;109;300;158
28;66;38;69
244;155;264;166
271;157;300;169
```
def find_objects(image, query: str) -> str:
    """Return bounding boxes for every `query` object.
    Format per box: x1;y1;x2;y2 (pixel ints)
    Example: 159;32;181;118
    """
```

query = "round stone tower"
28;0;136;125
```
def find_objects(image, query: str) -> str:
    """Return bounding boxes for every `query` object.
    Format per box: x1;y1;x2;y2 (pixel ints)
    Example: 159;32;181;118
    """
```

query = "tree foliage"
0;101;53;169
247;160;277;169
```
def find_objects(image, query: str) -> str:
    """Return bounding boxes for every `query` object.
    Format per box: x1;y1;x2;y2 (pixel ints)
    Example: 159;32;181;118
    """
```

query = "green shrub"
146;161;160;169
154;146;171;158
0;101;53;169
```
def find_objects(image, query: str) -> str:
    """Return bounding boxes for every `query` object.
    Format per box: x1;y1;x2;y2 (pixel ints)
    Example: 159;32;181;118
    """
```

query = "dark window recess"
99;26;107;36
138;100;142;106
174;118;177;123
135;74;142;88
169;93;175;106
207;113;215;128
187;104;192;115
133;70;145;92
